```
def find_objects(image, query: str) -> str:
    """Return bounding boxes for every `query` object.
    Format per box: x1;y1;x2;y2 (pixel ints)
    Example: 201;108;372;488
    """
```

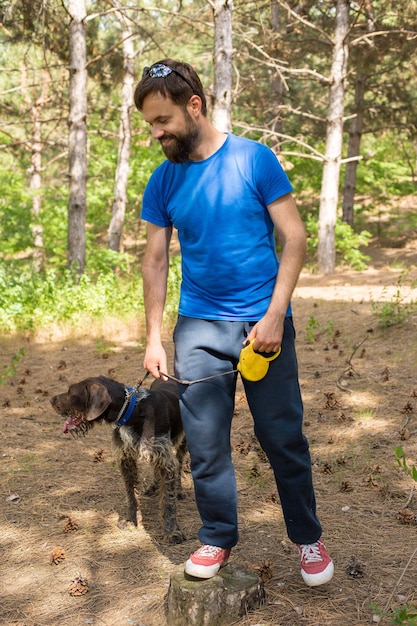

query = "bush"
306;216;372;270
0;262;144;333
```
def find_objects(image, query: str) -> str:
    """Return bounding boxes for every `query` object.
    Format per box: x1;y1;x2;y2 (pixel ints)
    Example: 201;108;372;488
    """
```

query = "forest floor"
2;221;417;625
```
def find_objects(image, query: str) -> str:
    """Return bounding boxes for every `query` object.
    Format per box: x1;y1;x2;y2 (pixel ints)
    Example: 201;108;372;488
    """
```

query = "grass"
371;272;417;328
0;256;181;336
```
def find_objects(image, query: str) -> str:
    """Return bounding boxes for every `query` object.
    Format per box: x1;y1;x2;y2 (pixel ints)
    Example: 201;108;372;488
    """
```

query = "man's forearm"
267;235;306;320
142;263;169;346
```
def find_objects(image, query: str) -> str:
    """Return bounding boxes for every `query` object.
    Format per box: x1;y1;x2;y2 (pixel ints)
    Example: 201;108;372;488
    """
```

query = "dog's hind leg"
145;435;187;499
175;435;187;500
145;438;185;544
154;459;186;544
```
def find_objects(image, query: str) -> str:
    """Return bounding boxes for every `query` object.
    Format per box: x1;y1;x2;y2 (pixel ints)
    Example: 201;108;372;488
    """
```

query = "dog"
50;376;186;544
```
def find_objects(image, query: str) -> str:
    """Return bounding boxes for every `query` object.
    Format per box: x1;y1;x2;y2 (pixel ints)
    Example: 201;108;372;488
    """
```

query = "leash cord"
158;369;238;386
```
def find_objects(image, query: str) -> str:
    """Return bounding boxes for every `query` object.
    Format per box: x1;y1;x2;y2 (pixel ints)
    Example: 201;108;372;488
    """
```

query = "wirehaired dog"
50;376;186;544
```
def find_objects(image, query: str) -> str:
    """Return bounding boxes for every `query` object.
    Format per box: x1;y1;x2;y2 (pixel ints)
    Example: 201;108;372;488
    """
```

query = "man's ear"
187;94;202;118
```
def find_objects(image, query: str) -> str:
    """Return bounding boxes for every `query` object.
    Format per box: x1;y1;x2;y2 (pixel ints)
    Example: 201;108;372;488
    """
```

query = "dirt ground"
2;242;417;626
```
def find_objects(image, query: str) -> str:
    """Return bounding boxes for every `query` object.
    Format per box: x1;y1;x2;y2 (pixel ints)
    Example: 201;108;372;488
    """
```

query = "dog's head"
50;378;112;437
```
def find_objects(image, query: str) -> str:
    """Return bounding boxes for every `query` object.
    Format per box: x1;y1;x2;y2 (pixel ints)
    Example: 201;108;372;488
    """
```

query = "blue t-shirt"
141;133;293;321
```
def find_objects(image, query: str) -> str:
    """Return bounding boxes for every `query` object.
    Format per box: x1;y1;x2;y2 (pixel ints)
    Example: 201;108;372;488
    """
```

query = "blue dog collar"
116;387;150;427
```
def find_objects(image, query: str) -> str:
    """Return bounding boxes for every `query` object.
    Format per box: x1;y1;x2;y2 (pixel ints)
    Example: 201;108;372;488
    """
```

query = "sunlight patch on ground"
295;283;417;303
0;523;22;544
243;504;283;526
32;315;145;344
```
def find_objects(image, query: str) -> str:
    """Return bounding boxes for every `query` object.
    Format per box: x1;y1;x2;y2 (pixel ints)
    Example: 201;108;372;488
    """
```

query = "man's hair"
134;59;207;116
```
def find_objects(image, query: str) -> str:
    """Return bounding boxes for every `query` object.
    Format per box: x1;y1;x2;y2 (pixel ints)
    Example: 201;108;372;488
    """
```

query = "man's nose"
151;125;164;139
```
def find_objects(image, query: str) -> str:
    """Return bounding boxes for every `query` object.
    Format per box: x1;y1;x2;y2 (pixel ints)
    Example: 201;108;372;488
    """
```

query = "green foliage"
165;255;182;320
333;221;372;270
0;347;25;385
0;261;144;333
305;316;335;343
0;247;182;334
305;315;320;343
390;606;417;626
356;133;417;200
394;446;417;483
0;166;34;256
371;273;417;328
287;153;325;193
305;216;372;270
371;601;417;626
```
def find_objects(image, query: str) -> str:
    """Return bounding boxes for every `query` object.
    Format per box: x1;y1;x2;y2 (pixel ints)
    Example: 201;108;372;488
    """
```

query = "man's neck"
189;123;227;161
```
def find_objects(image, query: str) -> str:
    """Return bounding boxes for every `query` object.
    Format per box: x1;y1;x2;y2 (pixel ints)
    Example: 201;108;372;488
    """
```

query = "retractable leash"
158;339;281;385
237;339;281;382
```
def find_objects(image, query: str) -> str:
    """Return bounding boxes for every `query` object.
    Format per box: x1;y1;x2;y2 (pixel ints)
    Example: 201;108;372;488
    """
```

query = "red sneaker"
298;538;334;586
185;545;231;579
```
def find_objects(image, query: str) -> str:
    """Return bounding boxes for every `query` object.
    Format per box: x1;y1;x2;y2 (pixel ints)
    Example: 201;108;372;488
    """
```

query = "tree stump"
165;562;266;626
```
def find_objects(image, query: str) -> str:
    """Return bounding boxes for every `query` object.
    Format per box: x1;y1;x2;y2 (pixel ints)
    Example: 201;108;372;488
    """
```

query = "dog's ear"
85;382;112;420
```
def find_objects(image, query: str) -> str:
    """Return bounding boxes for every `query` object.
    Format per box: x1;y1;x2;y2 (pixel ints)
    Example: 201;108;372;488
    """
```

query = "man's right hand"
143;343;168;380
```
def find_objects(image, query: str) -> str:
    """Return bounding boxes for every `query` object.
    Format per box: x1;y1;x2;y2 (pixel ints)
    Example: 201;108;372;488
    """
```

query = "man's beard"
159;116;200;164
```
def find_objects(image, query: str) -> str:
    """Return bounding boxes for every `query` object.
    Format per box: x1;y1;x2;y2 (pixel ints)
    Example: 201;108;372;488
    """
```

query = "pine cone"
249;559;273;582
94;450;105;462
63;516;80;533
397;508;416;525
346;556;366;578
68;573;89;596
50;546;66;565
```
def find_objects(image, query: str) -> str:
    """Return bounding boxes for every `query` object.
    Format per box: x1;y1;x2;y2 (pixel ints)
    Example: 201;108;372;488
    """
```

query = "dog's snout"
50;395;60;409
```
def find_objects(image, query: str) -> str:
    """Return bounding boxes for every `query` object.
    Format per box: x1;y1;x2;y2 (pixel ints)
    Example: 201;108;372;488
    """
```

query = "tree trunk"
108;9;135;252
67;0;87;275
317;0;350;275
342;0;375;226
166;562;265;626
29;113;46;271
21;64;48;271
342;73;365;226
269;0;284;151
212;0;233;133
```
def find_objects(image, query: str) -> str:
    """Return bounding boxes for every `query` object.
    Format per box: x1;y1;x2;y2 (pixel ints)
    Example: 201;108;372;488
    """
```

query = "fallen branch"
403;487;414;510
383;545;417;613
336;336;369;393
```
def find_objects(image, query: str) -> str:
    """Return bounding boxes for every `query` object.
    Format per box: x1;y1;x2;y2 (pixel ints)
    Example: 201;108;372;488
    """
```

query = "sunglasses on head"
142;63;195;92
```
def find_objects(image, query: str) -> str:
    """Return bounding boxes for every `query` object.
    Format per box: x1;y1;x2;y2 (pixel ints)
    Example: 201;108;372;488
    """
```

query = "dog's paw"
167;529;186;544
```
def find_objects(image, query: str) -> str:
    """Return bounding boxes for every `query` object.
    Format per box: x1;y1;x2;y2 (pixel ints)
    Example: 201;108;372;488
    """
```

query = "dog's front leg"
113;432;140;527
118;452;141;526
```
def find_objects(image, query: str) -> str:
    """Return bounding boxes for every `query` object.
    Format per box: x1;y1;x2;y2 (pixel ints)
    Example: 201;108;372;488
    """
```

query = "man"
134;59;334;587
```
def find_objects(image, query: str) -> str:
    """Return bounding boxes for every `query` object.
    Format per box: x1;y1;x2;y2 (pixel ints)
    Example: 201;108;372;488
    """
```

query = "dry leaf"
6;494;20;504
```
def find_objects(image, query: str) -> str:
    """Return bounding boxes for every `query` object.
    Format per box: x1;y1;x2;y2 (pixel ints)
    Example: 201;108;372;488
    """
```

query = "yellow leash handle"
237;339;281;382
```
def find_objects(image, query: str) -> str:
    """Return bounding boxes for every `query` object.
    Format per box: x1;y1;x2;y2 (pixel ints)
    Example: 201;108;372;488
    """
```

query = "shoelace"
196;545;224;558
300;542;323;563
